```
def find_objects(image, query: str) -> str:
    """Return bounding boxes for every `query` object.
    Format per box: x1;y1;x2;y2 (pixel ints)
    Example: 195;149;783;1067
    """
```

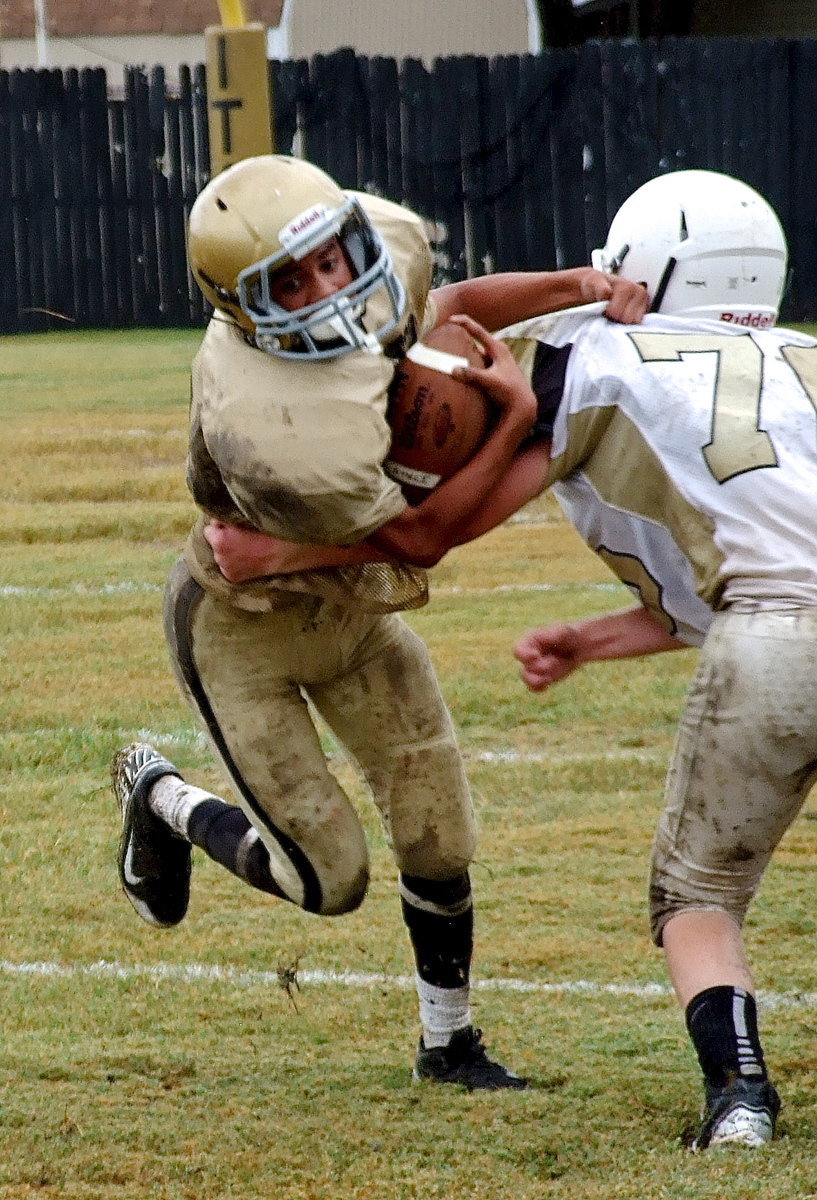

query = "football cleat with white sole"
692;1077;780;1150
112;742;190;929
413;1026;528;1091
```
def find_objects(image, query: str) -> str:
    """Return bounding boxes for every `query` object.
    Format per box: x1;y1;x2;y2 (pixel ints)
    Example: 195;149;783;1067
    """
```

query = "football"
384;322;493;505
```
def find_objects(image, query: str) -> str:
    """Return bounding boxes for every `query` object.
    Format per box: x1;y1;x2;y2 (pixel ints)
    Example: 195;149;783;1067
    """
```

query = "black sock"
685;985;767;1089
399;871;473;989
187;800;285;898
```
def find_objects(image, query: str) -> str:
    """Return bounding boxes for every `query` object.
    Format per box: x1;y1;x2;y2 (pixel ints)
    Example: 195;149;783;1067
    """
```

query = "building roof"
0;0;284;38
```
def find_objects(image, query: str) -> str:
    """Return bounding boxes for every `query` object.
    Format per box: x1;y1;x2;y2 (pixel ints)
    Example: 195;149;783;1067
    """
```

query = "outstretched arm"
514;606;687;692
204;316;551;582
203;323;543;581
365;316;538;565
432;268;649;330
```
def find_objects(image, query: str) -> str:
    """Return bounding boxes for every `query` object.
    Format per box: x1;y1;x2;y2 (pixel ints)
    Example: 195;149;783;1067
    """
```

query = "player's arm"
365;316;538;566
447;439;550;545
202;520;386;582
205;316;540;580
204;438;547;581
203;448;548;582
514;605;687;692
431;268;649;329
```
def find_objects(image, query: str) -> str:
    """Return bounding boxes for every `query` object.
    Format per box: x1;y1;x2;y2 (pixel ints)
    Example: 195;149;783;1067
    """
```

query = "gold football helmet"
187;155;406;359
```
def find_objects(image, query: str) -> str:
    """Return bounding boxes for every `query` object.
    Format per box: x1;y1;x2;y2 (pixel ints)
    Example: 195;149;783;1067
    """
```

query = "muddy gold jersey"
501;306;817;621
185;192;436;612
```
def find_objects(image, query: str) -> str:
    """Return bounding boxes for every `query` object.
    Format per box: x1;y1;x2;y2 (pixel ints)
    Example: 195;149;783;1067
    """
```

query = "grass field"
3;327;817;1199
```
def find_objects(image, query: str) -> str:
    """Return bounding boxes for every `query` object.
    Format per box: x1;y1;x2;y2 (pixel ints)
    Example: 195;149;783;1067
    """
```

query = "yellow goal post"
204;0;276;175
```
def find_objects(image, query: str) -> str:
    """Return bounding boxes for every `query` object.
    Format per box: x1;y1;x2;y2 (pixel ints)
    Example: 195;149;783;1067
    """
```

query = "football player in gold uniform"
112;154;646;1089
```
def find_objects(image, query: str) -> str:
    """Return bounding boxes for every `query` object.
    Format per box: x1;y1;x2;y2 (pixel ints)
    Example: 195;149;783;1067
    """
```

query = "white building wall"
0;1;539;86
0;34;205;86
279;0;535;61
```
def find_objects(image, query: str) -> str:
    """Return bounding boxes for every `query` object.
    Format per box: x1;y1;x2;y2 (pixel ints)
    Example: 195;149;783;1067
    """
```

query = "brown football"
385;322;493;505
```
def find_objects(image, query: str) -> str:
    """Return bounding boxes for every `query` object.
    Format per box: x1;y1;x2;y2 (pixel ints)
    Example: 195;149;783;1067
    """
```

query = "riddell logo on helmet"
279;205;333;257
285;207;327;238
720;311;775;328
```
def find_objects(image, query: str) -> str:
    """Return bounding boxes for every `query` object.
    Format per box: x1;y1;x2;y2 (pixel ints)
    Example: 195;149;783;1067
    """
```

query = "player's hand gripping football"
445;314;538;427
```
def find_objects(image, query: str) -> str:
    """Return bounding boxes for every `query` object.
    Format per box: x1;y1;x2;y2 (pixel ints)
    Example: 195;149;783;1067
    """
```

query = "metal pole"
33;0;49;67
215;0;248;28
525;0;543;52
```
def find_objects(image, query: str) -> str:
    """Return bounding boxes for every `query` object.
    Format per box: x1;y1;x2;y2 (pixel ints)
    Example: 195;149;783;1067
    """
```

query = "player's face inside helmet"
187;156;409;359
238;196;407;361
269;236;355;312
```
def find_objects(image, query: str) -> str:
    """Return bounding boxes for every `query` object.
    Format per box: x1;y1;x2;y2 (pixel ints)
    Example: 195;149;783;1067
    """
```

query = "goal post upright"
204;0;276;176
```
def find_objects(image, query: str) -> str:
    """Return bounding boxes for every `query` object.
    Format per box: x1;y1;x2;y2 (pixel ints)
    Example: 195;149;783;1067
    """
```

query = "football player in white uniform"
111;154;648;1091
482;171;810;1148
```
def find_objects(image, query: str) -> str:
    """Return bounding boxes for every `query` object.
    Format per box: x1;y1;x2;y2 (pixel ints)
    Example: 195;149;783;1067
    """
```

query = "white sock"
416;977;472;1048
148;778;220;840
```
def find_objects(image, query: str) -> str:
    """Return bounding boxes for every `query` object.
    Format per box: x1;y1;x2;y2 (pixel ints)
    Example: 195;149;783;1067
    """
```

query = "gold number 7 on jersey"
630;333;817;483
629;332;779;483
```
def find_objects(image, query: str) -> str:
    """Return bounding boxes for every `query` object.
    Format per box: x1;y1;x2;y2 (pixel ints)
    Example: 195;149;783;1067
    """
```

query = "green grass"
2;327;817;1199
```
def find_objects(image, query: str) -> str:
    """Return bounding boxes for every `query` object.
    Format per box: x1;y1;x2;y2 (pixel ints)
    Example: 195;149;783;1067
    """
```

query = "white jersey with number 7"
505;306;817;618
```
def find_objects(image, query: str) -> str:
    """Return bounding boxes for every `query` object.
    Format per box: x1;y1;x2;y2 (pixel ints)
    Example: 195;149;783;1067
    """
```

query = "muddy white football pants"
650;607;817;942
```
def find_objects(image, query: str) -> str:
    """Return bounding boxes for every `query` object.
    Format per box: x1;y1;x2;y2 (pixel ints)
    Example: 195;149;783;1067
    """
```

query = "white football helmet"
591;169;788;327
187;155;406;359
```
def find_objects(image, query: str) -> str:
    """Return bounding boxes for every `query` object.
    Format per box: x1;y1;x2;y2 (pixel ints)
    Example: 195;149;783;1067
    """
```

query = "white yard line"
0;582;164;597
469;747;664;764
21;726;665;767
433;582;623;596
1;581;625;599
0;958;807;1012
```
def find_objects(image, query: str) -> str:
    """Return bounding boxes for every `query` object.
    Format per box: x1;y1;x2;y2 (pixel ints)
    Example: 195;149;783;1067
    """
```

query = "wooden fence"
2;38;817;333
